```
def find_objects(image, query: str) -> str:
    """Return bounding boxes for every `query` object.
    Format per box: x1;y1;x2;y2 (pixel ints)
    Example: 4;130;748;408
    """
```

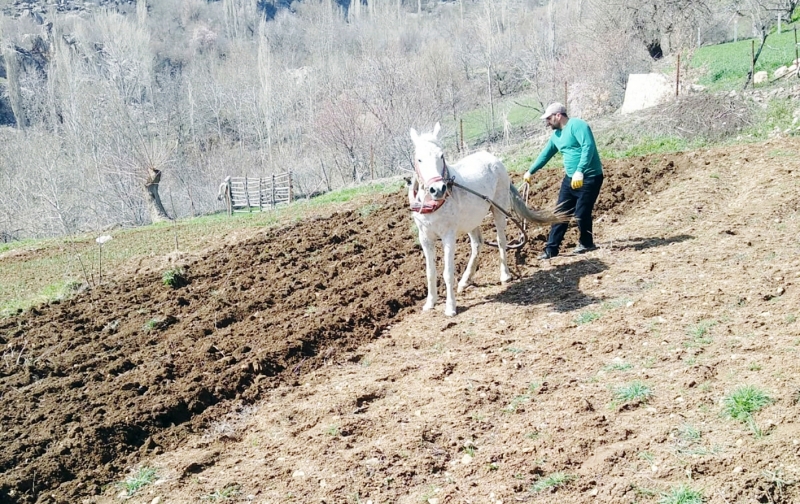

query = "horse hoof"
457;283;467;294
423;303;435;311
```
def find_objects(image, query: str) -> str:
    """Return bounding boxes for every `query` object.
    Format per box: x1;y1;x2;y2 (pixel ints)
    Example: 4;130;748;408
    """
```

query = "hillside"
2;134;800;503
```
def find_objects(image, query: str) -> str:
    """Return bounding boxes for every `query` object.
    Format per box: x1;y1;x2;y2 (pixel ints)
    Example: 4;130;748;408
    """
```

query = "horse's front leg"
418;227;438;311
441;231;458;316
458;228;482;293
492;208;512;283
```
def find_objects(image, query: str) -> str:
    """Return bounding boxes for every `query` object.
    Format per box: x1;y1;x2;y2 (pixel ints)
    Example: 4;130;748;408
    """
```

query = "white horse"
409;123;564;316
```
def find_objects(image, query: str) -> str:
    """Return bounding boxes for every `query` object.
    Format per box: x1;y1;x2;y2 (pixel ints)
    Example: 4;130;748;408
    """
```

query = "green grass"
142;318;160;333
162;267;187;288
530;472;575;493
685;320;716;346
303;180;403;206
659;485;704;504
201;484;242;501
603;361;633;372
116;466;158;496
722;385;772;421
690;28;800;91
612;381;653;406
677;424;701;443
573;310;601;325
744;97;796;137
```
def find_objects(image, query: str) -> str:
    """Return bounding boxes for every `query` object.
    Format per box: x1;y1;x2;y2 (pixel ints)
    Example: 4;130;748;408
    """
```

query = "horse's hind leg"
492;207;512;283
458;227;482;293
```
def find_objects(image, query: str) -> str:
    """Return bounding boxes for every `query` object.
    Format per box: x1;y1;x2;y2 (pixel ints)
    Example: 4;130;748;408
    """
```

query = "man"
523;102;604;259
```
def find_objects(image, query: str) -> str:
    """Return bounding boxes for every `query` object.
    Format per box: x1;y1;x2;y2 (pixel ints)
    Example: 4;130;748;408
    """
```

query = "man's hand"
523;171;532;184
571;172;584;190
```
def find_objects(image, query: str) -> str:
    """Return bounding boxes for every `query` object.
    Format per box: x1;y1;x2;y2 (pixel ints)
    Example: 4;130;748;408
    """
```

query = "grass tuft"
574;311;601;325
722;385;772;422
612;381;653;406
659;485;704;504
201;484;242;501
530;472;575;493
116;466;158;496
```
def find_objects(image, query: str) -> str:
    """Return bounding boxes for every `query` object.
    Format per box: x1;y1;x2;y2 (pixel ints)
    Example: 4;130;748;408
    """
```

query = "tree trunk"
144;168;172;222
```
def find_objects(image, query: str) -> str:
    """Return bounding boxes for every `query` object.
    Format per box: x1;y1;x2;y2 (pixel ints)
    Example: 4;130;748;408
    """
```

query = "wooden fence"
218;173;293;216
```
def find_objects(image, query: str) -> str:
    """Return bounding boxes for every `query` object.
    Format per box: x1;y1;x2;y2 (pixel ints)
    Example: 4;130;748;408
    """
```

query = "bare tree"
722;0;800;87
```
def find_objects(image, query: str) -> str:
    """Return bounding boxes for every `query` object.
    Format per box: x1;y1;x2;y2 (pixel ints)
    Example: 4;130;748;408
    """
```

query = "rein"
449;180;529;250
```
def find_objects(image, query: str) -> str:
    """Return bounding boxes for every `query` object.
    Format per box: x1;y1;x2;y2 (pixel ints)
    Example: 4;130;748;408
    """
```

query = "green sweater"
527;118;603;178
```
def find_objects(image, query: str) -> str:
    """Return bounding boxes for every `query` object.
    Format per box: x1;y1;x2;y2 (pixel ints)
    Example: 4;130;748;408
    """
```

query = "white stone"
461;454;473;465
754;71;768;84
620;73;674;114
292;470;305;478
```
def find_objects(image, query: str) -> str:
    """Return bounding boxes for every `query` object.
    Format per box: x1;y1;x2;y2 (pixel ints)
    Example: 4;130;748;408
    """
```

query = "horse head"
410;123;449;201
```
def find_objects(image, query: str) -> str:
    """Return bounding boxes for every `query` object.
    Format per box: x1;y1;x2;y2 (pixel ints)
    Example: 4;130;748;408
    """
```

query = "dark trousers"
545;173;604;256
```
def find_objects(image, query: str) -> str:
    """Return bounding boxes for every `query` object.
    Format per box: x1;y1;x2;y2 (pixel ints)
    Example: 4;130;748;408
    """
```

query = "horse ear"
433;122;441;138
409;128;419;142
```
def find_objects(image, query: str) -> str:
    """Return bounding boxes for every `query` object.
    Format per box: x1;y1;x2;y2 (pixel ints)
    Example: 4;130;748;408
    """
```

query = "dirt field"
2;137;800;503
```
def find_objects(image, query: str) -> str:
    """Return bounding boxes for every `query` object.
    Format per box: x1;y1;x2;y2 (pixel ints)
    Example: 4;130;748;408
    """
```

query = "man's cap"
540;102;567;119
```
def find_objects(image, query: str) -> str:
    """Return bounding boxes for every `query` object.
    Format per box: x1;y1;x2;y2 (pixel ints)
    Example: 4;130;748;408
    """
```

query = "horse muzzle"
427;181;448;200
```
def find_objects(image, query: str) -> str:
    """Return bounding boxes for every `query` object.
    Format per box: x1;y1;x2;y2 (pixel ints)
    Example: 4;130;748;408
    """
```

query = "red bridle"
410;155;452;214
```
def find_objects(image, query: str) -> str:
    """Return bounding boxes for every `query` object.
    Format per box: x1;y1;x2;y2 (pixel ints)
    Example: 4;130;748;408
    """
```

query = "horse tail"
509;184;568;224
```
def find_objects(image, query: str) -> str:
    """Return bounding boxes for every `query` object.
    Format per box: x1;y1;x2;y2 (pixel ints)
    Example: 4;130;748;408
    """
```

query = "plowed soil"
2;137;800;504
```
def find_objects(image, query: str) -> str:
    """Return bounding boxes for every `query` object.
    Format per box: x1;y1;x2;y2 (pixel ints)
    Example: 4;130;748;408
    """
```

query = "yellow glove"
571;171;584;190
523;171;532;184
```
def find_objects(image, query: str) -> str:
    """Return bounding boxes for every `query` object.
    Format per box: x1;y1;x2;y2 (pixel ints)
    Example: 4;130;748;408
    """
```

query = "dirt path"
2;137;800;503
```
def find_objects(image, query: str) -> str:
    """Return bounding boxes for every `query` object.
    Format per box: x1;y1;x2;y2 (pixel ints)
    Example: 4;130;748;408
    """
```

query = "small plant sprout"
574;310;601;325
688;320;714;336
142;318;160;333
762;469;795;500
201;484;242;501
604;360;633;372
612;381;653;407
638;451;655;463
530;472;575;493
503;394;530;414
658;484;704;504
462;441;476;457
116;466;158;497
162;267;187;288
